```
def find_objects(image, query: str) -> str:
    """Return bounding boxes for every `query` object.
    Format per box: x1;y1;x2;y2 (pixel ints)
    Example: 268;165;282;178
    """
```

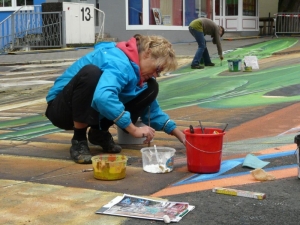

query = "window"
215;0;220;16
0;0;33;7
17;0;33;6
226;0;238;16
128;0;143;25
149;0;183;26
127;0;211;28
243;0;256;16
185;0;196;25
0;0;12;7
185;0;209;25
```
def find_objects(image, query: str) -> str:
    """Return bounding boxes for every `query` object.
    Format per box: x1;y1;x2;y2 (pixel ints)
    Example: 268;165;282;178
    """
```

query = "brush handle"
148;106;151;147
199;121;204;134
154;145;160;164
189;125;194;133
297;148;300;179
222;124;228;132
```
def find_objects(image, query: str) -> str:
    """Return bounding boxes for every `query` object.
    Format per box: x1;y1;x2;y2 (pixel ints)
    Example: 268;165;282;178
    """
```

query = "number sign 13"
81;7;92;21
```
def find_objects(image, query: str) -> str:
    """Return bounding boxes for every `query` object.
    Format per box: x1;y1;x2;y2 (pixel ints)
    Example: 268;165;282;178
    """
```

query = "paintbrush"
222;123;228;132
154;144;164;172
189;125;194;133
148;106;150;147
199;121;204;134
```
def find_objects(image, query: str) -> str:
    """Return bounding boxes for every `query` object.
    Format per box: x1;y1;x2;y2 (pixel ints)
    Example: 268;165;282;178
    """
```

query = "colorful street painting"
0;38;298;141
158;38;299;110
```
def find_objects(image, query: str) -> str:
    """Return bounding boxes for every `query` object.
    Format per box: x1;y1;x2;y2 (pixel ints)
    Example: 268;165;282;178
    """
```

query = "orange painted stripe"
151;167;297;197
254;144;296;155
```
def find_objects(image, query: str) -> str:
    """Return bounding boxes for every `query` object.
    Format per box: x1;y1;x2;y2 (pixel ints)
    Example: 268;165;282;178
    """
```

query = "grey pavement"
0;37;275;65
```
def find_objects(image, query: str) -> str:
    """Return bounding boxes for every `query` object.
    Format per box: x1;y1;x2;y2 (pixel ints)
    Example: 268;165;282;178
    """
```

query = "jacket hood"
116;37;143;86
116;37;140;66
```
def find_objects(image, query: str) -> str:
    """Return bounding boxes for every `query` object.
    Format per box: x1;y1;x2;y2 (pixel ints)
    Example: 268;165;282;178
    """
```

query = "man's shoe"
70;140;92;164
88;129;122;153
205;63;215;66
191;65;204;69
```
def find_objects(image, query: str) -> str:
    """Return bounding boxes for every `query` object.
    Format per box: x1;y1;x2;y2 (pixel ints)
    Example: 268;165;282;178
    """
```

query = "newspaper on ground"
244;56;259;69
95;194;195;222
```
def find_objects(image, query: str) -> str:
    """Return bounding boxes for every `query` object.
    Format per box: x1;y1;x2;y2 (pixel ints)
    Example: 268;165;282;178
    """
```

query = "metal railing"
274;12;300;38
0;5;27;53
0;6;62;53
95;7;105;42
0;5;106;53
13;12;62;50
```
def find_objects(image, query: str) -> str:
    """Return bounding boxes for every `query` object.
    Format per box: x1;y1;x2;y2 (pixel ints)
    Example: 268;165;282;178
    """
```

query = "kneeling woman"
45;34;185;164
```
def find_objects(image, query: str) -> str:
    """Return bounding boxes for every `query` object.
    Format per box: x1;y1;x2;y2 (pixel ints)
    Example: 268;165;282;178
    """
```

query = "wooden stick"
212;187;266;200
148;106;150;147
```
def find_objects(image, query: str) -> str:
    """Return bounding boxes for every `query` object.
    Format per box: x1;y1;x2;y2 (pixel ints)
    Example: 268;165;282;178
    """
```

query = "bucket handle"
185;140;222;153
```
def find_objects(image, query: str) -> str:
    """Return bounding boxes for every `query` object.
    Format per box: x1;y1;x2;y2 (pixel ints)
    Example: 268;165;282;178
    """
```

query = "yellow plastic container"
244;66;252;72
91;154;128;180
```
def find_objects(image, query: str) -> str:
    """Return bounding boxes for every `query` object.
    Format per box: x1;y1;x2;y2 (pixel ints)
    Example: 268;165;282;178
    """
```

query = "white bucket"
117;118;146;144
140;147;176;173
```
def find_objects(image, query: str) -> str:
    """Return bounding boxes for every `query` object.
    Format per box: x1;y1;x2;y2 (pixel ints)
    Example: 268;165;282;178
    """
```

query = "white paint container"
140;147;176;173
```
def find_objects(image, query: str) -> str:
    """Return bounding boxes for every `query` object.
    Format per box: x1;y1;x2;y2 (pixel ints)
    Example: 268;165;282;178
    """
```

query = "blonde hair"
134;34;178;72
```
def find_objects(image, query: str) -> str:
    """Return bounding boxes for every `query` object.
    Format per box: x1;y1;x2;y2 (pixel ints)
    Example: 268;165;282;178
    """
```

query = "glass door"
225;0;238;16
215;0;221;17
214;0;224;26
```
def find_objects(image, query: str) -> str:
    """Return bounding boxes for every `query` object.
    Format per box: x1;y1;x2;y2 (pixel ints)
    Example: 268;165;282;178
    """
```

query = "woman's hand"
125;123;155;144
135;126;155;144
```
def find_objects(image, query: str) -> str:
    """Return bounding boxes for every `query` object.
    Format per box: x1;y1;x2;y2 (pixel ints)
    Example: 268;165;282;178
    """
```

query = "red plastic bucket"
183;127;225;173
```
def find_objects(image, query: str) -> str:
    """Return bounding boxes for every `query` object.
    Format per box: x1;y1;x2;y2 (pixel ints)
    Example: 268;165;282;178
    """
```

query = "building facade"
97;0;264;42
0;0;279;43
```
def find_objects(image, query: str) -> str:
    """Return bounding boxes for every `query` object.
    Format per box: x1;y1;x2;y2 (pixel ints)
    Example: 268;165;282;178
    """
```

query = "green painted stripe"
0;115;48;129
0;124;61;140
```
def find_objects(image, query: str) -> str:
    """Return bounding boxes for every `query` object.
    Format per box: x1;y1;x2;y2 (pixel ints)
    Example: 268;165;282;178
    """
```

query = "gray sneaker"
88;129;122;153
70;140;92;164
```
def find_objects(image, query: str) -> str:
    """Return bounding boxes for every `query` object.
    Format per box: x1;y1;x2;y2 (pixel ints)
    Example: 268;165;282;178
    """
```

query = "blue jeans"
189;26;212;66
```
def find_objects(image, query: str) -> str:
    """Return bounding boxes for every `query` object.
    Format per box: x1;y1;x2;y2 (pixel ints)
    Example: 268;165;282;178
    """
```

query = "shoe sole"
73;158;92;164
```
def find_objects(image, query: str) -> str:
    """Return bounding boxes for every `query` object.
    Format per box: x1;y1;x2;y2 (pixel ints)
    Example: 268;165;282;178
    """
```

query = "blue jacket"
46;39;176;134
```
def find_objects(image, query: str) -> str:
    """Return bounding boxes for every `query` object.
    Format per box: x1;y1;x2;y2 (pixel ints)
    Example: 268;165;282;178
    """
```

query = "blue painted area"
173;150;296;186
175;160;242;186
189;164;297;182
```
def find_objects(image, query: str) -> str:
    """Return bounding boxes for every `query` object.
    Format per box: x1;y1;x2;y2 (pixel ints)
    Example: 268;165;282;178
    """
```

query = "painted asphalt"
1;36;300;225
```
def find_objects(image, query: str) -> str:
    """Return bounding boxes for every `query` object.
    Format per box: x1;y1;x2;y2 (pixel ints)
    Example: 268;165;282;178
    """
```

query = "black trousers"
45;64;158;131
